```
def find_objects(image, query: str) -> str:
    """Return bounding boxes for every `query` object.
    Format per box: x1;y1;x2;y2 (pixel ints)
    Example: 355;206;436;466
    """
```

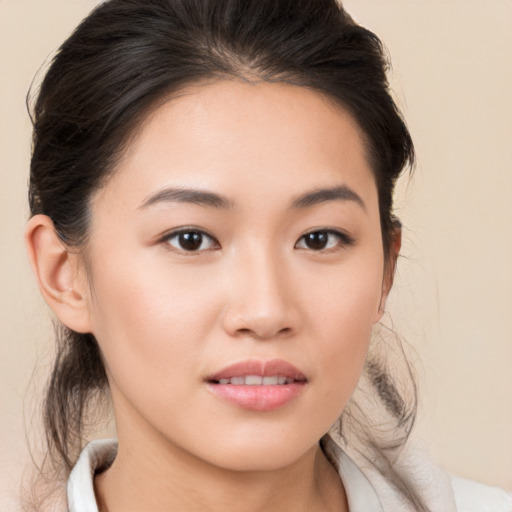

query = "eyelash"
161;228;220;253
160;227;355;254
295;229;355;252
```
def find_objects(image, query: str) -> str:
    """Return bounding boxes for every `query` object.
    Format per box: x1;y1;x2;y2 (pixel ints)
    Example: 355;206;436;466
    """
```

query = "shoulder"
451;475;512;512
389;441;512;512
325;433;512;512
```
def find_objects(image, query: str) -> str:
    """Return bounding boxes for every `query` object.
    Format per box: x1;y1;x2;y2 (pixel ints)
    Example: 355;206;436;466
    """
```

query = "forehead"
95;80;377;215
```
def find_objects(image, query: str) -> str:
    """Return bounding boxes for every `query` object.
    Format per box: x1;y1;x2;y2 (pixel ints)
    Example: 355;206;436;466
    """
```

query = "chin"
194;428;320;473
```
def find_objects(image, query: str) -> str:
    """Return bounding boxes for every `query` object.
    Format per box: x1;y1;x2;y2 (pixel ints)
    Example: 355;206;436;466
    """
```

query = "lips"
216;375;296;385
206;359;307;411
206;359;307;384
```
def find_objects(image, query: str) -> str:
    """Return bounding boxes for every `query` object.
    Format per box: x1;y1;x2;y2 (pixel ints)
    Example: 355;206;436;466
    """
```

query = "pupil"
179;232;202;251
306;232;328;250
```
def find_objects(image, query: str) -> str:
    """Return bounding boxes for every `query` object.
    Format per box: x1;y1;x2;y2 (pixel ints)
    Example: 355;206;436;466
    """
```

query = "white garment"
67;437;512;512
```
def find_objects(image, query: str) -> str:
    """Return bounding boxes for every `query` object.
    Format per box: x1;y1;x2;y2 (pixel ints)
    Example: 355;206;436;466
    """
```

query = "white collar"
67;437;383;512
67;438;116;512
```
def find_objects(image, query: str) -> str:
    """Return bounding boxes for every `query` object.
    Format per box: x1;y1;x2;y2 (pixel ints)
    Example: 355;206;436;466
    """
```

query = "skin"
26;80;399;512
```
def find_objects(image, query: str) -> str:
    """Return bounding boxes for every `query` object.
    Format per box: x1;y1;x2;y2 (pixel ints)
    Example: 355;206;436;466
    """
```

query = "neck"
94;425;347;512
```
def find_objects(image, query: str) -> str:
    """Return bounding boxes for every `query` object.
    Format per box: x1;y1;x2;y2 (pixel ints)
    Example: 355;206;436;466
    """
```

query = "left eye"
295;230;353;251
164;230;218;252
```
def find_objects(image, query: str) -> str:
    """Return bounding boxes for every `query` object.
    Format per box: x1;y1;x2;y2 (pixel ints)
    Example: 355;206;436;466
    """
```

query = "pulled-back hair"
28;0;421;509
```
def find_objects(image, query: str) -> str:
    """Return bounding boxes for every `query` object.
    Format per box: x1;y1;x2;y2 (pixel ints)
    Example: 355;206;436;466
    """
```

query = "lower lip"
207;383;306;411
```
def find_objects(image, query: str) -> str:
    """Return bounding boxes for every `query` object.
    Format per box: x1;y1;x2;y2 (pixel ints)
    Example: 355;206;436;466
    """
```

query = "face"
83;80;389;471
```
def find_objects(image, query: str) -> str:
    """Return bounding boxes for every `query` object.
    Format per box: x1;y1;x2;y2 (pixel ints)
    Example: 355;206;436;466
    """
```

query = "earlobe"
375;226;402;323
25;215;92;333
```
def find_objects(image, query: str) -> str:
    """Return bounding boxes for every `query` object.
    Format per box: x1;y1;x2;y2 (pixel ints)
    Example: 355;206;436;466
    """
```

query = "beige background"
1;0;511;508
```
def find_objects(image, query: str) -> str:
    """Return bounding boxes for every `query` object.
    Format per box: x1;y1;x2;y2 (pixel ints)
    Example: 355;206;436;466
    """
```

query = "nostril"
222;303;300;340
233;327;292;339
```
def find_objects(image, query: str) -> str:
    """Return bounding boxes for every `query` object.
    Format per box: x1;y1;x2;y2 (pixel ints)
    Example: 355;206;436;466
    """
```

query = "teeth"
216;375;296;385
245;375;263;385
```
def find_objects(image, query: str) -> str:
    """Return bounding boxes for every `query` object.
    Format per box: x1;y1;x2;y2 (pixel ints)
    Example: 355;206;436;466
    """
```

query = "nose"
221;245;301;340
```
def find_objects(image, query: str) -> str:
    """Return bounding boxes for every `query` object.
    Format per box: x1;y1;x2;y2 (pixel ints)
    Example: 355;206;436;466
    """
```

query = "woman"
23;0;511;511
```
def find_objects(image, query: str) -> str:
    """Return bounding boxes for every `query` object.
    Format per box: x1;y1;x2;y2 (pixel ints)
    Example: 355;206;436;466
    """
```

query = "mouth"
206;359;307;411
212;375;303;386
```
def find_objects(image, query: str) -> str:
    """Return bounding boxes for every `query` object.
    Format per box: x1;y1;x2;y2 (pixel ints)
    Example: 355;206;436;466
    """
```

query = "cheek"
301;257;383;408
86;251;223;392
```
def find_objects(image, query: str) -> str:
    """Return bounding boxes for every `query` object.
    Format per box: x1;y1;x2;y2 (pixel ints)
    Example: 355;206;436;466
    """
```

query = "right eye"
162;229;219;253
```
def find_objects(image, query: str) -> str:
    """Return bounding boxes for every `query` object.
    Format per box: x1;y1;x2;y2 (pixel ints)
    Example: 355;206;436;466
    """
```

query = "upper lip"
206;359;307;383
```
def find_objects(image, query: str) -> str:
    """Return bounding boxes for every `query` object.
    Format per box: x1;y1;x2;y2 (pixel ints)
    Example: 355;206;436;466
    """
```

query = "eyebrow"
139;187;234;209
291;185;366;211
138;184;365;211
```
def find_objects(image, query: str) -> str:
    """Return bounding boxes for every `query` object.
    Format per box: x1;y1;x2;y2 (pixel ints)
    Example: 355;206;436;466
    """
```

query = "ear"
375;225;402;323
25;214;92;333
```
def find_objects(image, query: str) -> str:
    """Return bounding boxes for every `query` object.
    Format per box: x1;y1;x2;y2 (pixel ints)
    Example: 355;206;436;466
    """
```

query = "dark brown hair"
28;0;422;509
